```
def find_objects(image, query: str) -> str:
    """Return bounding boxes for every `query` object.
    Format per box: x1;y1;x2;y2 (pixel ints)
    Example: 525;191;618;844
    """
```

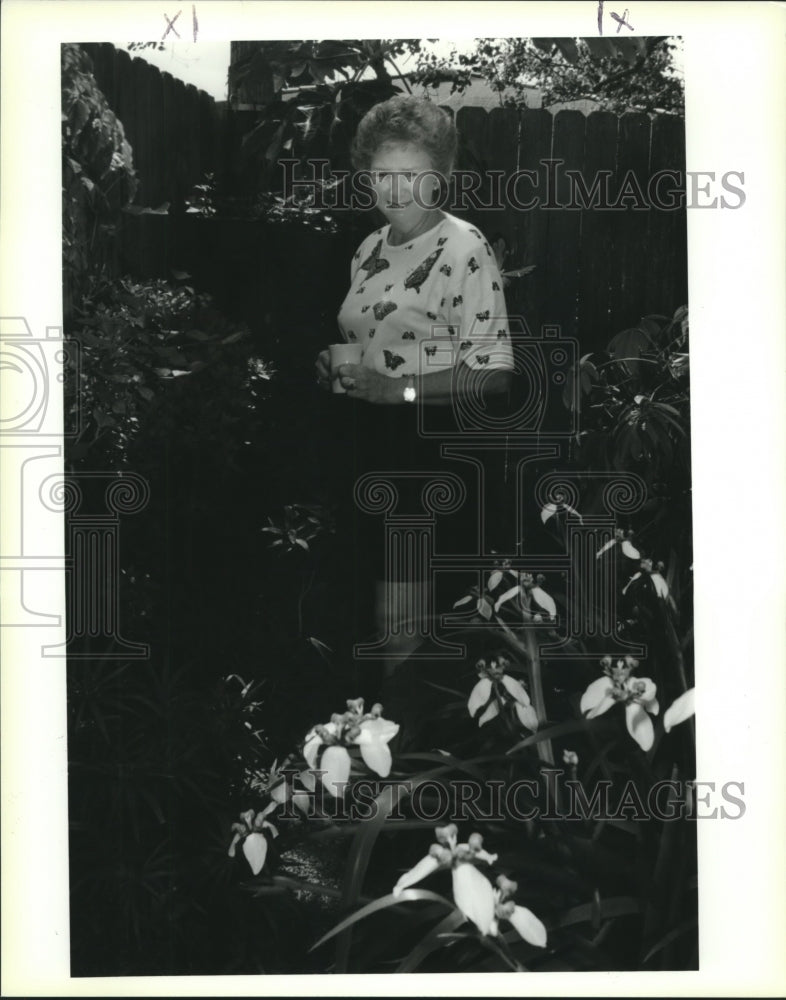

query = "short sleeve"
446;243;514;371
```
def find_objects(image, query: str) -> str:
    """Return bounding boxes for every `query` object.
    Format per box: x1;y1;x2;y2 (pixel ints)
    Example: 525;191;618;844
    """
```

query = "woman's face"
368;142;442;232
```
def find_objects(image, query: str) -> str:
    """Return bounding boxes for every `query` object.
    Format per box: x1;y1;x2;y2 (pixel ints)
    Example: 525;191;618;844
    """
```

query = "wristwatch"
403;374;417;404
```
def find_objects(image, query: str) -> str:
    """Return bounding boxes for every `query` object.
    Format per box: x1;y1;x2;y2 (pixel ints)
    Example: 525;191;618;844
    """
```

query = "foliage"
422;37;684;115
229;39;426;184
62;44;138;309
64;273;272;469
184;170;345;232
220;305;695;975
566;306;691;585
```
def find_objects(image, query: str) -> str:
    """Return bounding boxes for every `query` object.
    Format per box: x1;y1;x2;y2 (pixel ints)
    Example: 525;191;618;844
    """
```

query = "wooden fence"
449;105;688;345
82;42;224;209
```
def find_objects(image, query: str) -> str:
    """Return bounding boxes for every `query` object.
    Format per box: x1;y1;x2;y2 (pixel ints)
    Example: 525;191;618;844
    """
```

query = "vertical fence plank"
577;111;620;349
485;107;519;240
645;115;688;316
454;106;489;232
607;112;652;333
515;109;553;338
543;110;586;339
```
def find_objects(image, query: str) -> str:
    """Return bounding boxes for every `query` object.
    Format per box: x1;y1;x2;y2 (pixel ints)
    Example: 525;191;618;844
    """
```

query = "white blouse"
337;212;514;380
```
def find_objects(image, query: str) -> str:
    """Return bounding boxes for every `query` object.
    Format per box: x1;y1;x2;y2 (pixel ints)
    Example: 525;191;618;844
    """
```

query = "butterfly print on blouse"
385;284;394;292
359;239;390;278
469;228;483;240
425;344;438;357
497;329;508;339
427;311;437;321
437;236;448;246
347;331;356;340
439;264;452;276
492;280;500;291
402;331;415;340
453;295;463;307
361;304;370;313
468;257;479;273
460;341;473;351
476;354;490;365
440;297;446;307
356;285;366;294
368;328;376;338
383;349;406;371
476;310;490;321
373;300;398;321
405;243;413;250
447;326;456;337
404;248;444;293
483;242;492;256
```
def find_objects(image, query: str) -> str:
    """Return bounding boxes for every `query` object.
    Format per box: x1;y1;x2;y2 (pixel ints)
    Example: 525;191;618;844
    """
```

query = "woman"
316;95;514;675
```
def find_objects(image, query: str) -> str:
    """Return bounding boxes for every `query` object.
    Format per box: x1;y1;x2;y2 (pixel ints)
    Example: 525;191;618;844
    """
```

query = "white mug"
328;342;364;393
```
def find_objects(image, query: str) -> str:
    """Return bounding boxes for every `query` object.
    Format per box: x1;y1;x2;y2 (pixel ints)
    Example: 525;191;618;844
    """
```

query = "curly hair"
350;94;458;178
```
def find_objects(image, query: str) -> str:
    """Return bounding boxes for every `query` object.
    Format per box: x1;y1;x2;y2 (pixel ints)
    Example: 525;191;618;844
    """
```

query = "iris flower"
255;757;315;816
491;875;548;947
392;825;547;947
596;528;640;561
228;807;278;875
580;656;659;751
468;654;539;731
303;698;399;798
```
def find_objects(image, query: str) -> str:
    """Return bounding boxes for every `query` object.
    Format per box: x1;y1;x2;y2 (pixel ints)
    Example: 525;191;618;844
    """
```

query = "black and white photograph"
1;1;785;994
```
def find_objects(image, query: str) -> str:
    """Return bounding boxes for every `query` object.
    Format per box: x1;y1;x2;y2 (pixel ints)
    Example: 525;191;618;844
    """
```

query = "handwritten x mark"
610;8;635;32
162;9;182;40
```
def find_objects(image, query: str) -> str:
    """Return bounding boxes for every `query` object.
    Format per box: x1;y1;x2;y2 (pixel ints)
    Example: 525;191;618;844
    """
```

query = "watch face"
404;386;416;403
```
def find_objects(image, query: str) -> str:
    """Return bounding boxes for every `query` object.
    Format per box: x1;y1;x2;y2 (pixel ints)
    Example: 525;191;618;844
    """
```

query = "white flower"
663;687;695;732
468;655;538;731
596;529;640;561
392;826;500;935
490;876;548;948
303;699;399;797
227;807;279;875
580;656;659;751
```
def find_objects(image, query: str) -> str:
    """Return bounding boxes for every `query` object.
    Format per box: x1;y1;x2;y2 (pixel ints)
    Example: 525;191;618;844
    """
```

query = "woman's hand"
315;349;331;391
338;363;395;404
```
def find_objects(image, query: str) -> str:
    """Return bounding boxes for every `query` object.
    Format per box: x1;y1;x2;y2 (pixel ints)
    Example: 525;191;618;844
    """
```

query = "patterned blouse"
337;212;514;380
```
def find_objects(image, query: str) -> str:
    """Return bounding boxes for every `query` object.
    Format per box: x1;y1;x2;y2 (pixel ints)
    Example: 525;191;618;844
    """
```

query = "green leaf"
507;717;589;754
643;915;698;963
395;909;467;972
556;896;639;929
309;889;453;952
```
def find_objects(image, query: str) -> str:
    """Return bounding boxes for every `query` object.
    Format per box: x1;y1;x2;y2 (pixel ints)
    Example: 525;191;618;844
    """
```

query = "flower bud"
370;703;383;718
600;655;613;670
468;832;484;851
346;697;364;715
435;823;458;845
496;875;518;898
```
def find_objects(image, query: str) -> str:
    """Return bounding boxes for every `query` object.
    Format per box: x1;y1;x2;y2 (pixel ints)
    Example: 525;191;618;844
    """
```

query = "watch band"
403;374;417;403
